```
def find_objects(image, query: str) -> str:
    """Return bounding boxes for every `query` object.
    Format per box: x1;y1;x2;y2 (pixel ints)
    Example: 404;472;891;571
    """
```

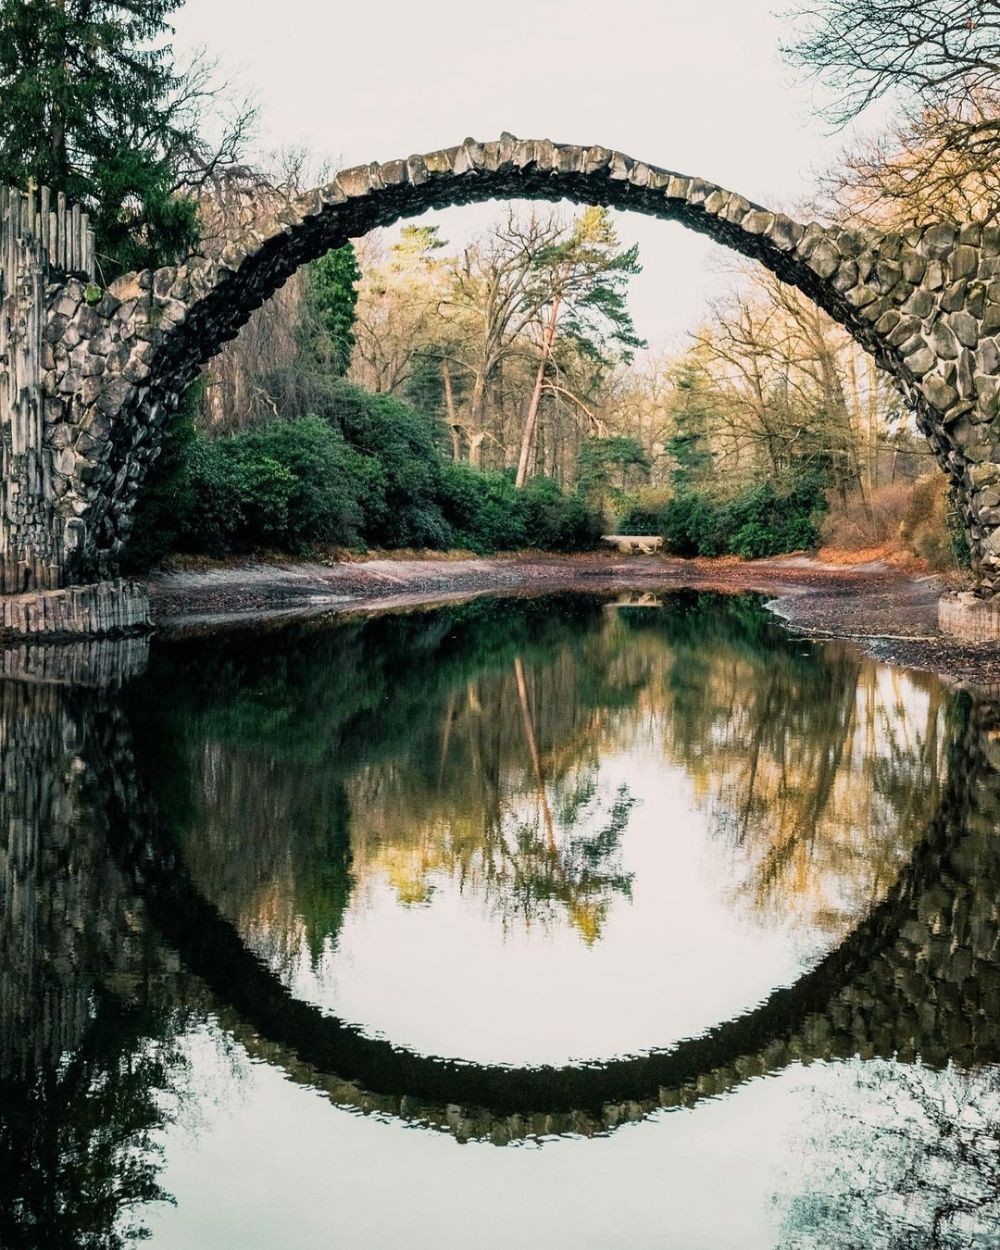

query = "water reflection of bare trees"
781;1059;1000;1249
658;636;949;939
145;595;951;968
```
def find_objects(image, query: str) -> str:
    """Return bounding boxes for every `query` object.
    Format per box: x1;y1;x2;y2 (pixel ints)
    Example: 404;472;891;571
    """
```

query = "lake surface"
2;590;1000;1248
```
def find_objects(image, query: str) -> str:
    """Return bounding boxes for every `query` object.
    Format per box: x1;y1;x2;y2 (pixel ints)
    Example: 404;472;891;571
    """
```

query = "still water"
2;591;999;1248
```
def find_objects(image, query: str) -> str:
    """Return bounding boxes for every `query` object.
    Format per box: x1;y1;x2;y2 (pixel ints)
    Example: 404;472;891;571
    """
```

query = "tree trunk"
516;296;561;489
514;656;555;852
467;429;486;468
441;359;460;461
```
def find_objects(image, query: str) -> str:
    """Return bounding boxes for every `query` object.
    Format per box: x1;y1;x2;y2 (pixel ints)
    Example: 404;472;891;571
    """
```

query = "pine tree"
516;207;645;487
0;0;201;274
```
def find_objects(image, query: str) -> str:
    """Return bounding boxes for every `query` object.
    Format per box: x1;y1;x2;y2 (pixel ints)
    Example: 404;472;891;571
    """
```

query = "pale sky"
173;0;882;349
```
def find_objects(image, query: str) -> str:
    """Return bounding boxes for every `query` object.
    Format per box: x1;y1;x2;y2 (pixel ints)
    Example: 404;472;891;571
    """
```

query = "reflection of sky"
147;1031;1000;1250
276;748;814;1065
147;1023;808;1250
239;649;941;1068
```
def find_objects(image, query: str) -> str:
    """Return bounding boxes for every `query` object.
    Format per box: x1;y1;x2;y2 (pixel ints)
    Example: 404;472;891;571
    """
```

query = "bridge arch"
33;137;1000;588
0;134;995;627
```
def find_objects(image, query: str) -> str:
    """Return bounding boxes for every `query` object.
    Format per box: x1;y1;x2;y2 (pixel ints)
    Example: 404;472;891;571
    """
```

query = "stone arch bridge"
2;136;1000;634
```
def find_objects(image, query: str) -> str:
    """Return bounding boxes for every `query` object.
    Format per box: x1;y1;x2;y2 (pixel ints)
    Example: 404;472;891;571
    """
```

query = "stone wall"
0;186;96;593
0;579;149;638
939;590;1000;641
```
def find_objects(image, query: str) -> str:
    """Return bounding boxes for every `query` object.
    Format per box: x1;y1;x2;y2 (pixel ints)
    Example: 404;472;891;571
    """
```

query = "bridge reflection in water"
2;593;1000;1247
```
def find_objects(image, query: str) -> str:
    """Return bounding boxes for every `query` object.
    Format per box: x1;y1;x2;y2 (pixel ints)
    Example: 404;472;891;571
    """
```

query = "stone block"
923;223;959;257
948;311;978;347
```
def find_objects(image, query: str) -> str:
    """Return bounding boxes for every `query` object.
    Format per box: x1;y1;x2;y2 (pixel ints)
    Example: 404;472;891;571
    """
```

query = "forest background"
1;0;993;571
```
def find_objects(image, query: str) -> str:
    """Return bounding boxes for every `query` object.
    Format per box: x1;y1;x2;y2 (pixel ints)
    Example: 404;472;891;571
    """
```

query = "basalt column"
0;186;150;636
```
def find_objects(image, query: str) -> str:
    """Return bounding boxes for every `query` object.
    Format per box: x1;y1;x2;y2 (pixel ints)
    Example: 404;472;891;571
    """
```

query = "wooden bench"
601;534;664;555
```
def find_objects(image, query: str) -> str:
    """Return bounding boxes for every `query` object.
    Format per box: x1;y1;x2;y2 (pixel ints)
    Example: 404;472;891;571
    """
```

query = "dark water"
2;591;1000;1249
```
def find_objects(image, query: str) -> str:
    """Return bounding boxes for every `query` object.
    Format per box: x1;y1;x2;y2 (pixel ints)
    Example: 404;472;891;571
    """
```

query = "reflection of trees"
347;650;636;943
780;1060;1000;1249
130;599;642;953
0;678;189;1250
608;596;949;939
129;592;952;969
0;995;182;1250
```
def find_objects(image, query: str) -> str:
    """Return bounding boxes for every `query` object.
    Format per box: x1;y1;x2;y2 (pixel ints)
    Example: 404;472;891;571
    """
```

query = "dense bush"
438;464;601;553
615;488;671;535
660;491;724;557
516;476;604;551
182;416;369;555
818;475;971;572
820;482;913;551
658;473;828;559
314;382;452;547
125;382;601;565
437;464;520;551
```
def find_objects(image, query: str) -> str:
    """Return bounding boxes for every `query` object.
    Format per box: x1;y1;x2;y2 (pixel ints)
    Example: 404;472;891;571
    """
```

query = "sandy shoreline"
144;550;1000;685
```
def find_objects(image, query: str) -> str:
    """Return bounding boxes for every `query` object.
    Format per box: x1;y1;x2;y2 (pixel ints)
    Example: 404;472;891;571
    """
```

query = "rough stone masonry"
3;135;1000;635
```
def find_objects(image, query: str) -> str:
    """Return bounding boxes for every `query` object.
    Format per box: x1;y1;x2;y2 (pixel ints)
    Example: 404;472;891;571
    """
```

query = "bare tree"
196;148;334;432
785;0;1000;220
784;0;1000;123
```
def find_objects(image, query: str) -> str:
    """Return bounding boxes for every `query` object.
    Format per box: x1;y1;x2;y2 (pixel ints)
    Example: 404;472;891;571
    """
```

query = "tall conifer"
0;0;200;273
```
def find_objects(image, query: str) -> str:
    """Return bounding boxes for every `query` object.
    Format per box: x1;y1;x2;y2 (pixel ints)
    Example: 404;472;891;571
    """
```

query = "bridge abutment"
0;187;152;636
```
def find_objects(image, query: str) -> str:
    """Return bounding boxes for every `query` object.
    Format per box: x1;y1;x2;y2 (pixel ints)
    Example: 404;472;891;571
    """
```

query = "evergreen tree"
303;244;362;377
666;363;714;494
0;0;202;273
576;435;651;514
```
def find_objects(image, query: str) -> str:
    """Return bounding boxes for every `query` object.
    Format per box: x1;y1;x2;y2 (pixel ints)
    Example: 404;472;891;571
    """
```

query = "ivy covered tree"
302;245;362;378
0;0;252;275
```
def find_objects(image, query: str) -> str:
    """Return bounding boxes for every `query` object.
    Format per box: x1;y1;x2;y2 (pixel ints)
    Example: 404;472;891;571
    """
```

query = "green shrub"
659;473;827;559
293;379;452;547
616;487;670;535
439;464;524;552
516;477;603;551
127;382;601;565
170;416;367;556
724;477;826;558
660;492;724;556
439;466;601;553
186;441;296;553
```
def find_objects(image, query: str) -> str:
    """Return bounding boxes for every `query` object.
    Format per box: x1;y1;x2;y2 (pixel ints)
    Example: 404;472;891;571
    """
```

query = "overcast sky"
173;0;881;350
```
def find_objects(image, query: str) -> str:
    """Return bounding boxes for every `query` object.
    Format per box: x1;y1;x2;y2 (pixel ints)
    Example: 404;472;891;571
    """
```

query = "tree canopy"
0;0;251;273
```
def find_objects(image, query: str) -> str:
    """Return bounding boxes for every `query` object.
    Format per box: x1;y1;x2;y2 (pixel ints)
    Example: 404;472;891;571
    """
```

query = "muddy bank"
145;551;1000;685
